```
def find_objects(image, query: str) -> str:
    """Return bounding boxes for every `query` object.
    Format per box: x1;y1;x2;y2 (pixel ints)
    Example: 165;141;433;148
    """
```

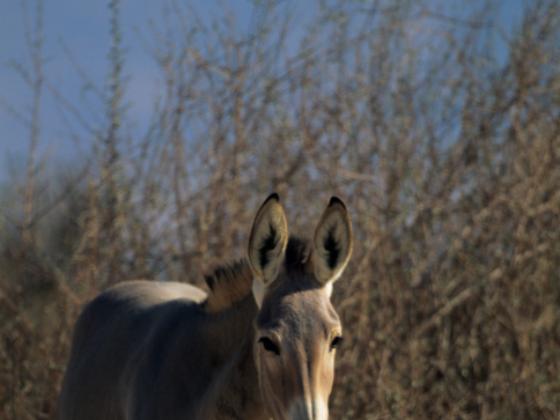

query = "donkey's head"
248;194;352;420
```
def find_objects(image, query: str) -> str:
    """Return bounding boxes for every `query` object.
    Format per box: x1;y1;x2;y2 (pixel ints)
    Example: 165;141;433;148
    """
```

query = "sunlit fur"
58;195;351;420
253;238;342;420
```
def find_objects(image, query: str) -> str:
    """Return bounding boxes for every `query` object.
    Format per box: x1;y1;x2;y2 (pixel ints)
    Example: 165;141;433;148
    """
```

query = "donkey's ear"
248;193;289;285
312;197;353;286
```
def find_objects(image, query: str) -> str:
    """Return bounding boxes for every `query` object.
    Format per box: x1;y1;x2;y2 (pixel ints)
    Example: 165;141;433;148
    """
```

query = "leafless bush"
1;0;559;418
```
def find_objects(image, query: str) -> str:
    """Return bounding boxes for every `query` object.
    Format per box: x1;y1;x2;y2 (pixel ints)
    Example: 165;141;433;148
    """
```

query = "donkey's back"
57;280;207;420
59;194;354;420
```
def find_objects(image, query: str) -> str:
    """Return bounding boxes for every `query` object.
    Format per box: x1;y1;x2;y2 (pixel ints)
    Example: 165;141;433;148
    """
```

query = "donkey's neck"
202;294;268;420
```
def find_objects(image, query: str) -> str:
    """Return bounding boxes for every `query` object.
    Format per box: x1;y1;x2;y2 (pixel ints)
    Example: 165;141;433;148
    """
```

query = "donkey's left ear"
248;193;289;285
312;196;353;286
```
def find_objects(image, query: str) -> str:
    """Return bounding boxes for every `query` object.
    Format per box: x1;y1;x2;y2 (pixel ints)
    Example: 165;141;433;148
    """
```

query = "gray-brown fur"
57;278;266;420
58;194;353;420
204;260;253;313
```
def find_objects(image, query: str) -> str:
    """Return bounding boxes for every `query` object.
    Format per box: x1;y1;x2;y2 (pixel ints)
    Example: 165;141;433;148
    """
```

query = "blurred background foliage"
1;0;559;418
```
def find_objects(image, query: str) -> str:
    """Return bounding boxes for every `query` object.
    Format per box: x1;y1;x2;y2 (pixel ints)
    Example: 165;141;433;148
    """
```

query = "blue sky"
0;1;311;177
1;1;161;175
0;0;523;181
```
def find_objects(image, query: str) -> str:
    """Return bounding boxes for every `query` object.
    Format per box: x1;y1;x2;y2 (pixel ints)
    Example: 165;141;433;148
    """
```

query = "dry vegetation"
1;0;560;418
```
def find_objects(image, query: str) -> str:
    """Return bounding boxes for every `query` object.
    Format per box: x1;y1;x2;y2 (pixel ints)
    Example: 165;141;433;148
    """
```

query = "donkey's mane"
283;236;311;273
203;260;253;313
203;237;311;313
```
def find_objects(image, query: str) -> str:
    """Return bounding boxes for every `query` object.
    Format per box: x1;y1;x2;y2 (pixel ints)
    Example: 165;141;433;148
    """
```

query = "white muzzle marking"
288;398;328;420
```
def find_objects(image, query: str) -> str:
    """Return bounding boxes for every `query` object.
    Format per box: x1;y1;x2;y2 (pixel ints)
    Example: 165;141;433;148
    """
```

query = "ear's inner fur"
324;226;340;269
252;276;267;308
312;197;353;285
248;194;289;295
259;224;278;268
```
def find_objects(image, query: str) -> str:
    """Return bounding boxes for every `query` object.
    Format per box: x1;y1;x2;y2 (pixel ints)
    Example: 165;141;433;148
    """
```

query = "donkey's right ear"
248;193;289;285
312;196;353;287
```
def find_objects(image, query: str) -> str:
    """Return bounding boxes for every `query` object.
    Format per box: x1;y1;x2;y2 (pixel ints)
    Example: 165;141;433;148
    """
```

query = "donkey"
57;193;353;420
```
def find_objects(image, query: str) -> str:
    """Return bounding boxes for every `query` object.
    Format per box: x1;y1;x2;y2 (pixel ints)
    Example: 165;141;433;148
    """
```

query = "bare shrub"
1;0;559;418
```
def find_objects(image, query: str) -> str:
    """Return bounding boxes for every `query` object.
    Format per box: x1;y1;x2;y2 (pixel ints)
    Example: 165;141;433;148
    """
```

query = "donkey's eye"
259;337;280;355
330;335;343;351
